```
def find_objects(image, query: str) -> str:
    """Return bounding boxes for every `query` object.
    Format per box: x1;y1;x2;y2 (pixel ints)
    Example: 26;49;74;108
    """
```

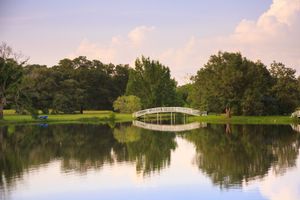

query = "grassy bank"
1;110;299;125
193;115;300;125
0;110;133;125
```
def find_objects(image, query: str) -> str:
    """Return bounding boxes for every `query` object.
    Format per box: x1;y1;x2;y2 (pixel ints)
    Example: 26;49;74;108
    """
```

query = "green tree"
113;95;141;113
270;62;300;114
126;56;178;108
190;52;274;115
176;84;192;107
0;43;24;119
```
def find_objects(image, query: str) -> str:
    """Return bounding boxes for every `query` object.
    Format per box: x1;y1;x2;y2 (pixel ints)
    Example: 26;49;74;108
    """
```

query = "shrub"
113;95;141;113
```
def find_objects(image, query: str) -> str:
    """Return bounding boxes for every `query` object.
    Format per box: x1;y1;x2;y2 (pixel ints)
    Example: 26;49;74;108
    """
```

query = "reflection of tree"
127;130;177;176
183;124;300;188
113;124;177;175
0;124;119;188
113;125;141;143
0;123;177;190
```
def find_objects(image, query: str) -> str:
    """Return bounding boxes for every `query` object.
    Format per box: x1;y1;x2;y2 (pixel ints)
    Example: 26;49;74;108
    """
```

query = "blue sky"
1;0;299;84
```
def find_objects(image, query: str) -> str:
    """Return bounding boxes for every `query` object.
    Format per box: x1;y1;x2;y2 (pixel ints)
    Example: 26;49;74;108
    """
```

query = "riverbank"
193;115;300;124
1;110;299;125
0;110;133;125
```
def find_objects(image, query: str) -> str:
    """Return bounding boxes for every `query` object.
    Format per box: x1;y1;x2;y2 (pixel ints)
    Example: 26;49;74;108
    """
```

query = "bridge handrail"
133;107;205;118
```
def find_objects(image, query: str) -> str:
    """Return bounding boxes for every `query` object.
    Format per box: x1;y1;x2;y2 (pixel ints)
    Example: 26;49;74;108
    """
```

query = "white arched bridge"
133;107;206;118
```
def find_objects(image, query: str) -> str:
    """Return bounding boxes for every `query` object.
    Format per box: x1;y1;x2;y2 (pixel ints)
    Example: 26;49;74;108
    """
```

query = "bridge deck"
133;107;205;118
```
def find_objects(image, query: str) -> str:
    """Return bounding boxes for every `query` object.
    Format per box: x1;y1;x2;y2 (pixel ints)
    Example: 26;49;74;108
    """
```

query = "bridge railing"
133;107;205;118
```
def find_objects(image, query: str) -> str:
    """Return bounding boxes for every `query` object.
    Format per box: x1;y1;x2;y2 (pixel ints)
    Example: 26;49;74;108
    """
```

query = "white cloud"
68;25;156;65
69;0;300;85
128;26;156;46
159;0;300;83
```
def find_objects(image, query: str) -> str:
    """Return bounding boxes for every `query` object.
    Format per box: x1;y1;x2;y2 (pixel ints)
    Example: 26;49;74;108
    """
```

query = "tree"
16;65;55;114
126;56;178;108
269;62;300;114
113;95;141;113
52;79;84;114
176;84;192;107
190;52;274;115
0;43;25;119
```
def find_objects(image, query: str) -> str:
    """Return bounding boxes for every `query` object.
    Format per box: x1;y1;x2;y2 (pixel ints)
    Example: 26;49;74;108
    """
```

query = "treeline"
189;52;300;115
1;42;300;117
16;56;130;114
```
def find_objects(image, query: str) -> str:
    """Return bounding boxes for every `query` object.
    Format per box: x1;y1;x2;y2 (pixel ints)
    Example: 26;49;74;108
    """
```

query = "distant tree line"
1;42;300;118
15;56;130;114
189;52;300;116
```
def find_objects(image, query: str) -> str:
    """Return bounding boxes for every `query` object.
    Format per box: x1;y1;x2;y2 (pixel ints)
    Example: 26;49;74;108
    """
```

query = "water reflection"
0;124;176;189
182;124;300;188
132;120;206;132
291;123;300;133
0;123;300;199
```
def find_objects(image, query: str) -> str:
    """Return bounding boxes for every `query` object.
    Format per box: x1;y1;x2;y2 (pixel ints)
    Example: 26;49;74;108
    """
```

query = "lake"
1;122;300;200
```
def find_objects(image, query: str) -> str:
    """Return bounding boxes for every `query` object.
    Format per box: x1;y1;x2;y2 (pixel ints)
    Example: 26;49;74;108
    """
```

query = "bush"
113;95;141;113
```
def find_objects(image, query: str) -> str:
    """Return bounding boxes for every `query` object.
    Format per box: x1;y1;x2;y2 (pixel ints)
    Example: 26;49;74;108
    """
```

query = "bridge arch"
133;107;205;118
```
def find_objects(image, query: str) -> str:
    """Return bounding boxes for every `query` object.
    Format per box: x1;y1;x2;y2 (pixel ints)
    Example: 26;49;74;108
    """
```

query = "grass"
192;114;300;125
0;110;133;125
1;110;299;125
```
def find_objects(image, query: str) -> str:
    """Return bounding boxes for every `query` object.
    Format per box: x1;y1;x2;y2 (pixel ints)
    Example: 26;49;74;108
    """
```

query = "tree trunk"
225;107;231;118
0;97;4;120
80;105;83;114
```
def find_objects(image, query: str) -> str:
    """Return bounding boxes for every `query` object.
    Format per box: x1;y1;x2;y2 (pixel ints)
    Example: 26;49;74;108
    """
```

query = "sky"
1;0;300;84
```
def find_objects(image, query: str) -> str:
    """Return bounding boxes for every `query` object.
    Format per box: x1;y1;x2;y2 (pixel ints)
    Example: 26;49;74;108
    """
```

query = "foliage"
15;56;130;114
176;84;192;106
269;61;300;114
0;43;24;119
190;52;300;115
113;95;141;113
126;56;178;108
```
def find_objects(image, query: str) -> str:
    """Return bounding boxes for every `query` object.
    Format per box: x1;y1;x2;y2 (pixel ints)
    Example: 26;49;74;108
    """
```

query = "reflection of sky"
6;137;300;200
258;155;300;200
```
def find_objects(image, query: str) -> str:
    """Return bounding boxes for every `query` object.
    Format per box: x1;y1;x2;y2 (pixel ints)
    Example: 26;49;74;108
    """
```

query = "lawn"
1;110;133;125
1;110;299;125
192;114;300;125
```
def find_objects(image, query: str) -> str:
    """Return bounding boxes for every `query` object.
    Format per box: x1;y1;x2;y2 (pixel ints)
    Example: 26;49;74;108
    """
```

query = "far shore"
1;110;300;125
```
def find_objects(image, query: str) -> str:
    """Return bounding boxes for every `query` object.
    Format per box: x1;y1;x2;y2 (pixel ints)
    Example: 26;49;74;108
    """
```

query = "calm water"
1;122;300;200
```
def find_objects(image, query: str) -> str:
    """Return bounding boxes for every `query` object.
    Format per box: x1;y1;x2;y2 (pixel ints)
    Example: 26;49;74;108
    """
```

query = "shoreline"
1;111;299;125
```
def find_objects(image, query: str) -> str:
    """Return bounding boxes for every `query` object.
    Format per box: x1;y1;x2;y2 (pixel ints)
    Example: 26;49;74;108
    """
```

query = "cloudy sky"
1;0;299;84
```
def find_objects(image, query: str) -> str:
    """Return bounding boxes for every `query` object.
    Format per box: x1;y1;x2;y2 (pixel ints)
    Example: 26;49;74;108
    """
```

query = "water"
0;122;300;200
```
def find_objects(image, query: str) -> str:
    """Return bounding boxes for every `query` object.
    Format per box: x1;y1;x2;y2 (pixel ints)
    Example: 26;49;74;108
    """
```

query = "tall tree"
126;56;178;108
190;52;273;115
0;43;25;119
269;62;300;114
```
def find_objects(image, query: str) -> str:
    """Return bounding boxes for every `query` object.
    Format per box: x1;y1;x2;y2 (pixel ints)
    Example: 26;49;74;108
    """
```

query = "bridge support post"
159;113;161;123
174;113;176;123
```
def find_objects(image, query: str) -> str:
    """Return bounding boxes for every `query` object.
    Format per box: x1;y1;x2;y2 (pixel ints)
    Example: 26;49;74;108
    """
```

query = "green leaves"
190;52;299;115
113;95;141;113
126;56;178;108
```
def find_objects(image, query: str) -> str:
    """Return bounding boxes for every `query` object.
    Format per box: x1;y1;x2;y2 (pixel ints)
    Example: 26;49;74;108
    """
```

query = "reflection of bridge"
133;107;206;118
132;120;207;132
291;124;300;133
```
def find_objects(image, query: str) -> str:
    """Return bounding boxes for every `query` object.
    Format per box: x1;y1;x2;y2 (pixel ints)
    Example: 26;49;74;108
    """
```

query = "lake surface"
1;122;300;200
